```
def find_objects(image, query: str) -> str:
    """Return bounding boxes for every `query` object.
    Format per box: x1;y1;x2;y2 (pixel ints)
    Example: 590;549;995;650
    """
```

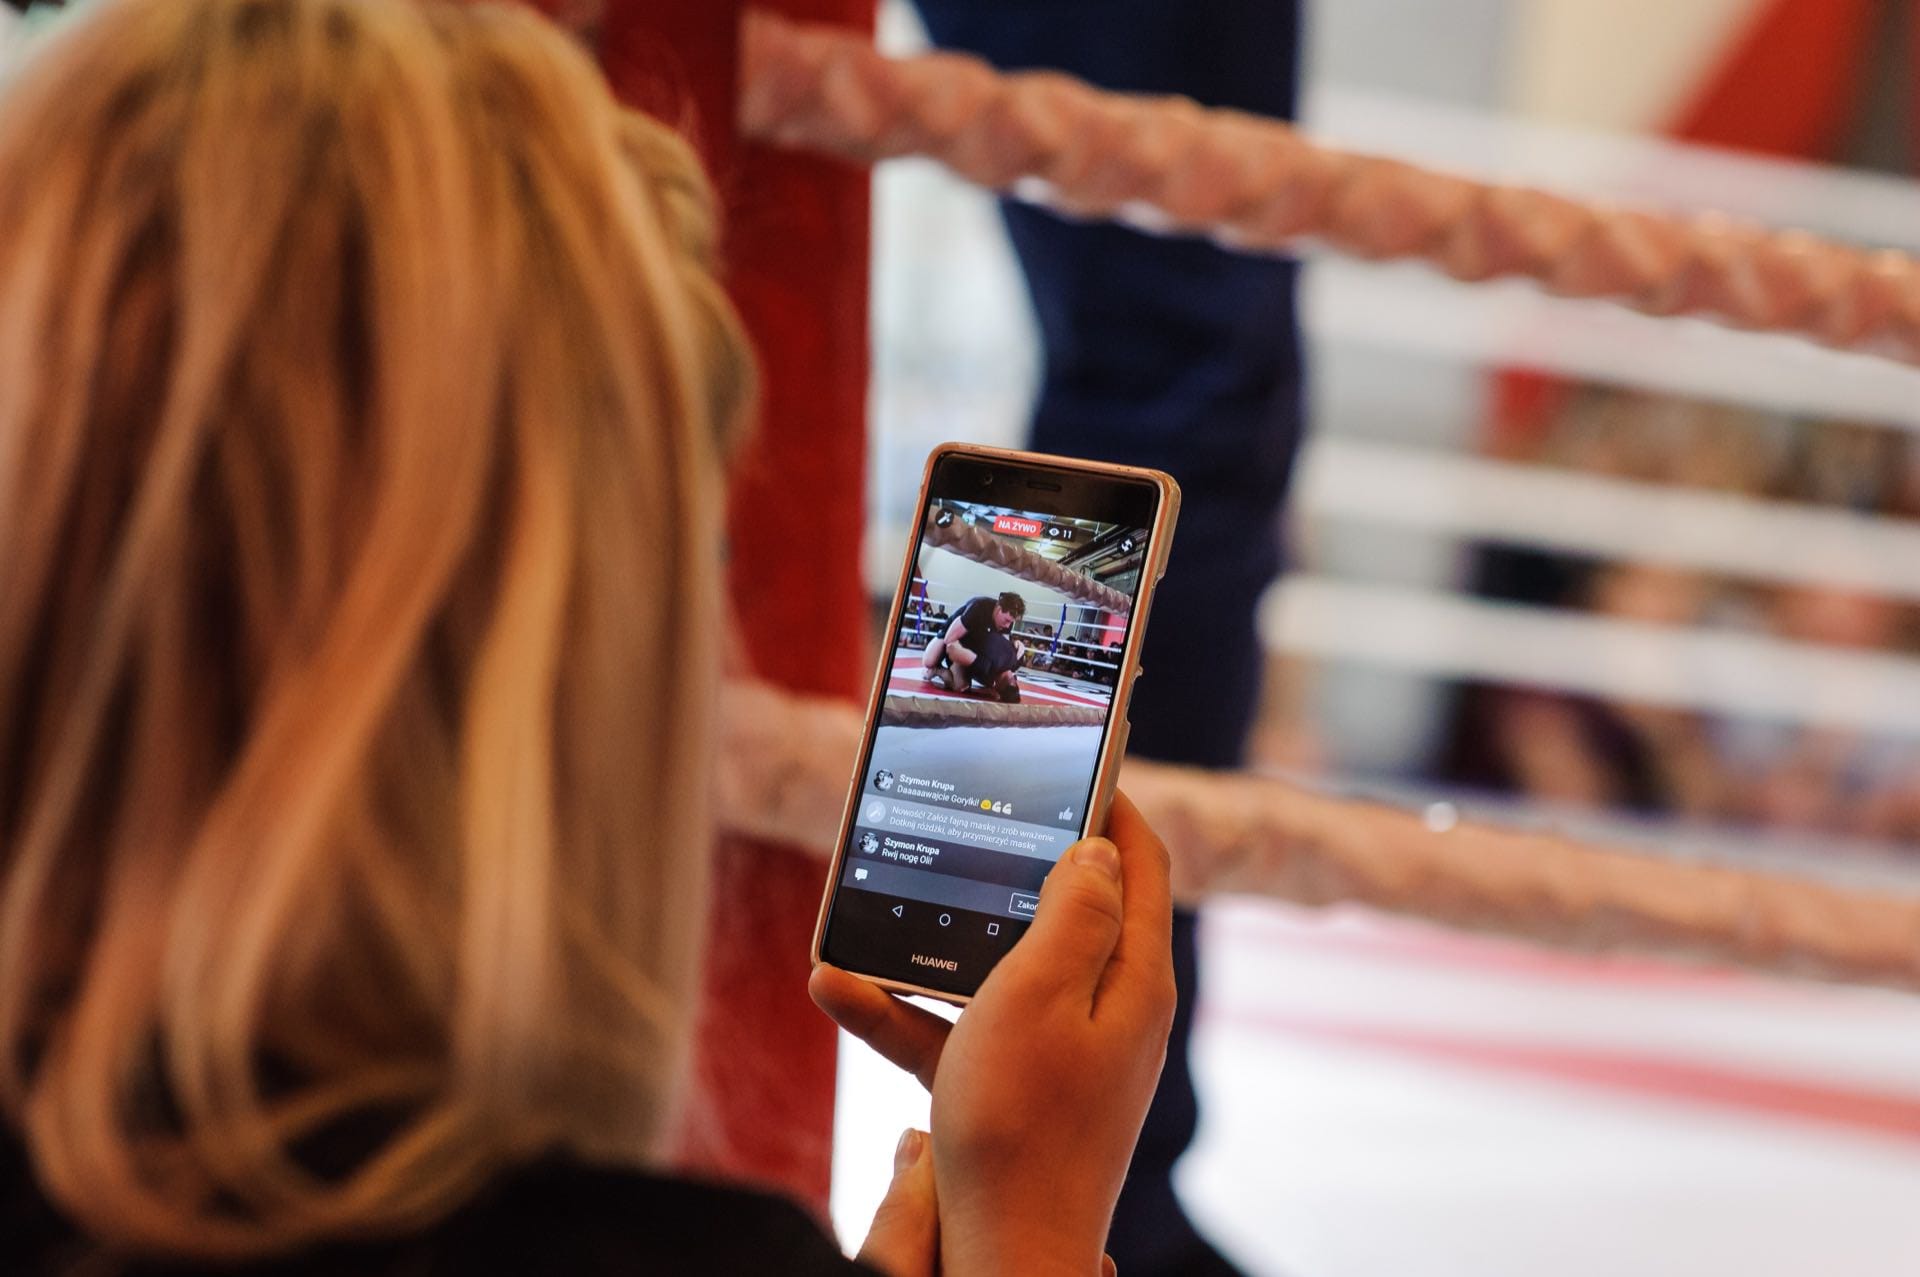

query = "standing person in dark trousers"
909;3;1308;1272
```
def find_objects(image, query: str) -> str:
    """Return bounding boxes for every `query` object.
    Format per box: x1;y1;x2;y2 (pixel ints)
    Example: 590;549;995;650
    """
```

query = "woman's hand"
856;1129;937;1277
856;1128;1117;1277
812;791;1176;1277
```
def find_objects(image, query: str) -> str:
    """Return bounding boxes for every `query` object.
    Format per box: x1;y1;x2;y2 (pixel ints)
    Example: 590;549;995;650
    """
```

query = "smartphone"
811;444;1179;1002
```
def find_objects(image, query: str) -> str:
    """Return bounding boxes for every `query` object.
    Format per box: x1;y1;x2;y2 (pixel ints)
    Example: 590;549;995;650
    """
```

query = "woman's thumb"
1002;836;1125;998
856;1129;938;1277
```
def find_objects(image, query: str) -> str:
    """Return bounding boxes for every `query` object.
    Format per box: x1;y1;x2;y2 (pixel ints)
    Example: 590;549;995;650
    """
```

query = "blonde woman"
0;1;1174;1273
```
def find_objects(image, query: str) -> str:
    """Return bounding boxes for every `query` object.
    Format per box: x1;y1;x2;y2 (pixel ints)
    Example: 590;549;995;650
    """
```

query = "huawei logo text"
910;954;958;972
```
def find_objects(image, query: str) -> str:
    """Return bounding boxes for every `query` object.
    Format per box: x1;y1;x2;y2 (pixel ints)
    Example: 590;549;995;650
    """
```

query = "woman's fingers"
855;1129;939;1277
808;964;952;1091
990;835;1126;1009
1096;790;1176;1015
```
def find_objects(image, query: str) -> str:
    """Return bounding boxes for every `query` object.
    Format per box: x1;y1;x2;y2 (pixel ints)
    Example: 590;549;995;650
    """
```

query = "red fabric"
1667;0;1876;158
596;4;741;178
595;0;873;1215
1910;0;1920;172
1485;368;1572;458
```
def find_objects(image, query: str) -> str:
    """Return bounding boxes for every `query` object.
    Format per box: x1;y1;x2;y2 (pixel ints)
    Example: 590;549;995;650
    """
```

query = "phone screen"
818;451;1164;997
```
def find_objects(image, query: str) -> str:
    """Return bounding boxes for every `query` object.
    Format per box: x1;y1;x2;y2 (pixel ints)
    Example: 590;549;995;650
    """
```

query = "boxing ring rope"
740;11;1920;366
924;505;1134;615
1301;437;1920;603
880;696;1105;729
720;681;1920;995
729;13;1920;991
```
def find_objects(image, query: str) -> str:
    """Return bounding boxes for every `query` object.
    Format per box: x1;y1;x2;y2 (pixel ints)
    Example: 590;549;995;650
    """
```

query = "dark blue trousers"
909;3;1307;1270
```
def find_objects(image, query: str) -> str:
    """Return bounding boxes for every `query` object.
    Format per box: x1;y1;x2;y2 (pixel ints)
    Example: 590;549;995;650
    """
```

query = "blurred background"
838;2;1920;1274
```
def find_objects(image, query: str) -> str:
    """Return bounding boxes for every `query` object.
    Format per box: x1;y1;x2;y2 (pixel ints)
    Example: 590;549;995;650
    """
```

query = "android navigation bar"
843;854;1047;924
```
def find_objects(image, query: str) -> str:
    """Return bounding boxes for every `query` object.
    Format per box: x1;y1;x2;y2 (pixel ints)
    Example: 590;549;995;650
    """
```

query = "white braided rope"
740;11;1920;366
720;680;1920;993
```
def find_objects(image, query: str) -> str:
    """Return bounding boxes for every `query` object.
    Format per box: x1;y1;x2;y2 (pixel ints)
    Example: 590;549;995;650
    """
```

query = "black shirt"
971;630;1019;684
950;595;1003;647
1;1135;875;1276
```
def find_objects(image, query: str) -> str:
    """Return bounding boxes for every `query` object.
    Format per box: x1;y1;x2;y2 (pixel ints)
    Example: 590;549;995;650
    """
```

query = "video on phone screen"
836;497;1150;929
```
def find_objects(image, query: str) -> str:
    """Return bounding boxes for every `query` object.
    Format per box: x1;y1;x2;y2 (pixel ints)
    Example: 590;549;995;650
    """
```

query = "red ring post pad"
591;0;875;1214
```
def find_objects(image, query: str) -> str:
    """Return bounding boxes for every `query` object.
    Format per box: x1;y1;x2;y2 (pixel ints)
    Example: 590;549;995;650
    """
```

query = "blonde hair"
0;0;751;1257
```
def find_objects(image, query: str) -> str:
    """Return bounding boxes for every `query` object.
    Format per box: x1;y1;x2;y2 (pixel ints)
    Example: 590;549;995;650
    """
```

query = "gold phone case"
808;443;1182;1005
